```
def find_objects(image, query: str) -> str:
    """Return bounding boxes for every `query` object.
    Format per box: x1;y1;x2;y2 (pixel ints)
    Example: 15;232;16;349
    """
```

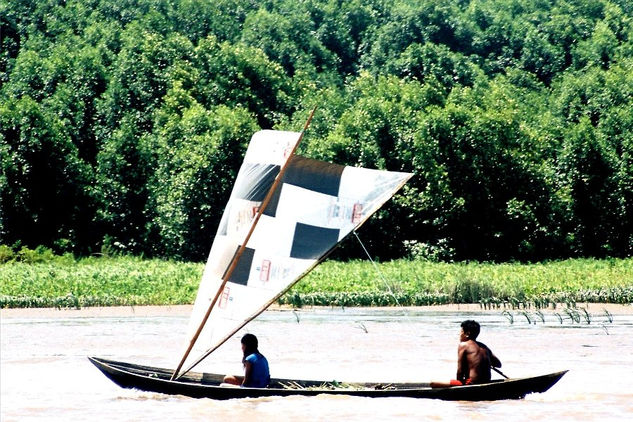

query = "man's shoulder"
246;352;267;363
475;341;490;350
459;340;479;351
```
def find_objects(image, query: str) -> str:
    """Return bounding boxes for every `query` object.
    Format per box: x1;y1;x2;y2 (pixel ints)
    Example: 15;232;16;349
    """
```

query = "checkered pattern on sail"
184;130;412;364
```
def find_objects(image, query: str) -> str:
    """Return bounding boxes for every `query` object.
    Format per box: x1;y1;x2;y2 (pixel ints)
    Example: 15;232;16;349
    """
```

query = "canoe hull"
89;357;567;401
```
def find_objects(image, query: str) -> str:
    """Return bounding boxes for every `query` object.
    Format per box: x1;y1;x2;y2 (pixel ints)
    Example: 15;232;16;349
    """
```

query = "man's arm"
242;360;253;386
478;341;502;368
489;350;501;368
456;342;467;380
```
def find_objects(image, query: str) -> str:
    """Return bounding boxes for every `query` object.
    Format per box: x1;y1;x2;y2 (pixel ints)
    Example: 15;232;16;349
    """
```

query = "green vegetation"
0;253;201;308
1;248;631;308
281;258;633;308
2;0;633;263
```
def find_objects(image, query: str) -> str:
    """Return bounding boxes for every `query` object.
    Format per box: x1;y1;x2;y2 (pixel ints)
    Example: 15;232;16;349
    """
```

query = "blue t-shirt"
244;352;270;388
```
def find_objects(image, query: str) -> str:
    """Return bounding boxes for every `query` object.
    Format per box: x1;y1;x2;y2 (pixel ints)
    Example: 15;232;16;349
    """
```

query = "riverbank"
2;302;632;319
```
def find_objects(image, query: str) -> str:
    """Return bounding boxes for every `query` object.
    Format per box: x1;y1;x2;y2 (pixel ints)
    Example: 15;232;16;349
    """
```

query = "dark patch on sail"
262;184;283;217
290;223;340;259
223;246;255;286
264;156;344;217
285;156;344;196
234;163;280;202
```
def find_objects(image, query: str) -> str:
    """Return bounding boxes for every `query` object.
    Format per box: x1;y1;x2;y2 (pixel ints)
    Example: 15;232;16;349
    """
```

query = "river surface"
2;306;632;421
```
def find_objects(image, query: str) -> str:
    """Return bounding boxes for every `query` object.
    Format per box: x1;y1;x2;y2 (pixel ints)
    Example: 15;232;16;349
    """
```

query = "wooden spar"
170;107;316;381
177;170;413;377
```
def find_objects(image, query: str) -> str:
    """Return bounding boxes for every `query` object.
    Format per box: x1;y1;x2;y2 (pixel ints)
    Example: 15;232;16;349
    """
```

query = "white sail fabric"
183;130;412;368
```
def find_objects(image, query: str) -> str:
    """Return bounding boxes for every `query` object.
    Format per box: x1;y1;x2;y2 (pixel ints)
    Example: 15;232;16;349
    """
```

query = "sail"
182;129;412;371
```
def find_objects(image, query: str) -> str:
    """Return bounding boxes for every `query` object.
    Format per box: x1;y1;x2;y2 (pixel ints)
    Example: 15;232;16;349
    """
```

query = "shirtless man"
431;320;501;388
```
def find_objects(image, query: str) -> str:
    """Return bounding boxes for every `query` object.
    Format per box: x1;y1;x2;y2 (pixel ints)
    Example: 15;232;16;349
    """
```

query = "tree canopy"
2;0;632;261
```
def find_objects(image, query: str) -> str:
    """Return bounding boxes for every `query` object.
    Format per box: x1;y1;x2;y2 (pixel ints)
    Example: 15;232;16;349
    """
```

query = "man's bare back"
431;320;501;388
457;339;500;383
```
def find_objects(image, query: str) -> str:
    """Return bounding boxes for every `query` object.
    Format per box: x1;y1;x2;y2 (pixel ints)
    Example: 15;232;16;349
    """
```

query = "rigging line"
353;231;422;335
353;231;402;308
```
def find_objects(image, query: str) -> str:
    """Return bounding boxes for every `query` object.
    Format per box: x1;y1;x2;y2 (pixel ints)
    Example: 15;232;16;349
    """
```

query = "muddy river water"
2;305;632;421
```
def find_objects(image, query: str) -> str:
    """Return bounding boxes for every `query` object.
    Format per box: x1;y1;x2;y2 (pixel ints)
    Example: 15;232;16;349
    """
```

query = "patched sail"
179;129;412;374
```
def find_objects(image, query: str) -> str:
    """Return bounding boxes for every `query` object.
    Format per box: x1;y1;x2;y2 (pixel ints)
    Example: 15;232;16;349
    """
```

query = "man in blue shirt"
223;333;270;388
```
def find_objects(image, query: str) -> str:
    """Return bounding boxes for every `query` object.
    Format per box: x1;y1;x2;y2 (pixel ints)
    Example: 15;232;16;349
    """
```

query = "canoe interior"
89;356;433;389
89;356;567;401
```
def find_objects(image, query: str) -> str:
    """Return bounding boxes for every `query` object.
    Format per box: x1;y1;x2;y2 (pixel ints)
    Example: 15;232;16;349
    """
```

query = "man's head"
460;320;481;340
241;333;259;355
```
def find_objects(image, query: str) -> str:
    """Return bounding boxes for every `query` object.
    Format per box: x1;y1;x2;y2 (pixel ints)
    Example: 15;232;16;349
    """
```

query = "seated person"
223;333;270;388
431;320;501;388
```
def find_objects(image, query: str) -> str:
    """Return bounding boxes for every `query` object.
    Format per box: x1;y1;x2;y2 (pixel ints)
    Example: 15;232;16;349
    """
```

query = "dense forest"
1;0;632;262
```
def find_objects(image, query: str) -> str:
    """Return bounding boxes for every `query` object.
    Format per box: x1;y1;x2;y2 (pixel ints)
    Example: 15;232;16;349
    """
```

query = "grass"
280;258;633;308
1;251;632;308
0;255;201;308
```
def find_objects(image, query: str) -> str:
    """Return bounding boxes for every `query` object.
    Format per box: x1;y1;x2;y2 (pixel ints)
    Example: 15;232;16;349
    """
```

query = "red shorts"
450;379;472;386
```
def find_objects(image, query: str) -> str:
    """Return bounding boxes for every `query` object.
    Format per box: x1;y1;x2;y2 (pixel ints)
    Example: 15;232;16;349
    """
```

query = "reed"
564;308;581;323
500;307;615;325
519;311;533;324
554;313;563;324
581;308;592;324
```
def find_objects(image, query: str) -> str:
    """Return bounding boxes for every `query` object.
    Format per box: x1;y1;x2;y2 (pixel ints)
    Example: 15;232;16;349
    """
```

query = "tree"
192;36;296;128
0;1;20;84
240;7;337;78
519;27;565;84
391;42;481;89
303;73;443;259
96;26;194;136
146;91;258;260
558;117;620;256
573;21;620;70
94;113;151;255
361;1;469;74
0;96;93;252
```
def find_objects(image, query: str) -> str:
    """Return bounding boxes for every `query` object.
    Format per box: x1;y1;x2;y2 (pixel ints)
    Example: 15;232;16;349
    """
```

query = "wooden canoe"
89;357;567;401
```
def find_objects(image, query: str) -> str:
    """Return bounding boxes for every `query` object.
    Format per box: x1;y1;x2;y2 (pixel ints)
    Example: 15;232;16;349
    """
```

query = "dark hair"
461;320;480;339
241;333;259;357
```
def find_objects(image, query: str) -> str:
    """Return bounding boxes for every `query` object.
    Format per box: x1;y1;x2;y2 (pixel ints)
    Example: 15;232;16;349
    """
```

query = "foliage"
146;103;258;259
280;257;633;307
0;252;201;308
1;0;633;262
1;252;631;308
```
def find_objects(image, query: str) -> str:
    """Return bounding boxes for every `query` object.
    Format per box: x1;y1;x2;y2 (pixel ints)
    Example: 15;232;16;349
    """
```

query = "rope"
353;231;402;308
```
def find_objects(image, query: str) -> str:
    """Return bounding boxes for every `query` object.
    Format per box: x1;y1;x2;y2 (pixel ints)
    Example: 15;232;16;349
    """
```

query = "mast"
170;107;316;380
